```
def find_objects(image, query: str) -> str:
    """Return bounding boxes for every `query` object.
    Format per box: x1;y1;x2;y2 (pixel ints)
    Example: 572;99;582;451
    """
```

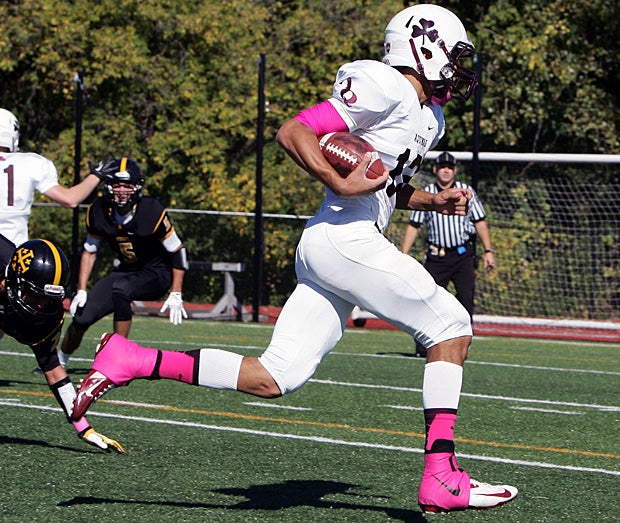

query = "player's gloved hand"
70;289;88;317
160;292;188;325
88;155;115;180
78;426;126;454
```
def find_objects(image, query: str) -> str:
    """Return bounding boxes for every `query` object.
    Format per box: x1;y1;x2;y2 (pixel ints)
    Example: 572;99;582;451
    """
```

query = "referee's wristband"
485;249;495;253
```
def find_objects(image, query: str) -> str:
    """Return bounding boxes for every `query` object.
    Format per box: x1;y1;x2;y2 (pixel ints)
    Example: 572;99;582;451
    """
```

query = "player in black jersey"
57;157;189;368
0;234;124;452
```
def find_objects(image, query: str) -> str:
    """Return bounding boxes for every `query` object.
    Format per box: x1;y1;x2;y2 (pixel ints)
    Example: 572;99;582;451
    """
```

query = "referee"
401;152;495;355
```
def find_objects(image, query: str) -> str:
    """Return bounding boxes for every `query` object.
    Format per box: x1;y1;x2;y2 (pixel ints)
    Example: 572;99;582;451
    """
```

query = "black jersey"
0;296;63;348
0;232;63;350
0;233;14;271
86;196;176;271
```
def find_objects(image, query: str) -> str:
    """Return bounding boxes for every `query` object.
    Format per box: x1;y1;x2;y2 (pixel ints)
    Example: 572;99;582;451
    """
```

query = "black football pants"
72;266;172;328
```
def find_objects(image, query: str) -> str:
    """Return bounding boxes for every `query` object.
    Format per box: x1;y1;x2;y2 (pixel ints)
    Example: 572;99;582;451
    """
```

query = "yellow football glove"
78;427;126;454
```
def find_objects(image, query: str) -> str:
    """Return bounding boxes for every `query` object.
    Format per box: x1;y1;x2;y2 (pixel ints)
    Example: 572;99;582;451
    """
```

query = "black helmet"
101;157;144;212
5;239;69;321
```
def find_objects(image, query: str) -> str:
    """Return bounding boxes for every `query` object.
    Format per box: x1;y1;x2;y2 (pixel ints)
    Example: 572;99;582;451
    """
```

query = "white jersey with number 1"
0;152;59;246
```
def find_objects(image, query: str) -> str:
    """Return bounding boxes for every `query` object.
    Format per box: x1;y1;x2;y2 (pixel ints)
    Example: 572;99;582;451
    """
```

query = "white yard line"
2;347;619;376
1;400;618;477
309;379;620;412
1;349;618;411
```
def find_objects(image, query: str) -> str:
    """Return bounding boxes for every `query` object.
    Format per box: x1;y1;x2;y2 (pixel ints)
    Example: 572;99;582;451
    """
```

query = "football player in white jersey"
0;108;101;245
71;5;517;514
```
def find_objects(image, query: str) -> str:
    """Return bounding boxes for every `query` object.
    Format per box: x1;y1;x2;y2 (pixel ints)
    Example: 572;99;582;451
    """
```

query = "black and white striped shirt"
409;181;486;248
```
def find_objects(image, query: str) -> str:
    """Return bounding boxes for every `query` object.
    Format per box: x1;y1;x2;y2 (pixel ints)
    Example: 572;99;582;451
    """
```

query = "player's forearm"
44;174;100;208
276;119;340;186
404;188;436;211
419;187;471;215
170;268;185;293
398;184;458;211
77;251;96;289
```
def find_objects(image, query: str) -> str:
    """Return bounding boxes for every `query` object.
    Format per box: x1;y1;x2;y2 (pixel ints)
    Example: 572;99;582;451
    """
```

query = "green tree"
1;0;618;306
464;0;619;153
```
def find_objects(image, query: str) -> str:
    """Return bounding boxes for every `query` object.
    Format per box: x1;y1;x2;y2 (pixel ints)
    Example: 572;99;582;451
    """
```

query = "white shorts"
259;220;471;394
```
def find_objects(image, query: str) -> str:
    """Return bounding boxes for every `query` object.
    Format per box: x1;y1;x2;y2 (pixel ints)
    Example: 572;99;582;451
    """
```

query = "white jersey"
311;60;445;233
0;151;59;245
258;60;471;395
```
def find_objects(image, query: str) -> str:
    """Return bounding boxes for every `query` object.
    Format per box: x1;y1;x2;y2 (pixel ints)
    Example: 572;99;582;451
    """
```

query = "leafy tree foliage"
1;0;618;305
467;0;619;153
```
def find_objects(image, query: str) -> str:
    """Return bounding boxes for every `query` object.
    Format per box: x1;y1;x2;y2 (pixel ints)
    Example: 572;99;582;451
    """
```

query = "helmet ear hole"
421;47;432;59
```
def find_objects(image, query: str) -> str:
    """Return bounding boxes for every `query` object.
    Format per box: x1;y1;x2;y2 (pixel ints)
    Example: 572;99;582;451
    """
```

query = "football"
319;132;384;179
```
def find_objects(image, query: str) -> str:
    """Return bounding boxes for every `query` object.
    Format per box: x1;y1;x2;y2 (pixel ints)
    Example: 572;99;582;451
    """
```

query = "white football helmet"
383;4;477;101
0;108;20;152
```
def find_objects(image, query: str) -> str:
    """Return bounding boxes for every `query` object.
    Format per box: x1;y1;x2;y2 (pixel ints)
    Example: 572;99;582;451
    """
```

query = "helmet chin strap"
408;38;425;77
431;89;452;106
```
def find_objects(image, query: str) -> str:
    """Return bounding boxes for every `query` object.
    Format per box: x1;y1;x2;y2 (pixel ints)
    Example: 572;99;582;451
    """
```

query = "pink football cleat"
418;454;517;513
72;333;156;420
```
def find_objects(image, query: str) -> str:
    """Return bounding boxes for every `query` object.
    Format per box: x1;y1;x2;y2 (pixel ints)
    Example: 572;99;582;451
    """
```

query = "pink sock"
72;417;90;433
158;351;196;384
423;411;459;475
425;411;457;452
93;336;159;383
92;335;199;385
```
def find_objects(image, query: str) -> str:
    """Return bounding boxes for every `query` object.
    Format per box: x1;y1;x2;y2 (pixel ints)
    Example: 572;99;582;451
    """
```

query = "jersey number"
2;164;14;206
119;241;138;263
386;149;422;197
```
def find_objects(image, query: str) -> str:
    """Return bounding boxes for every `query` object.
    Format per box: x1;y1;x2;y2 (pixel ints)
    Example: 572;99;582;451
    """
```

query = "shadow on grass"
0;435;94;454
0;366;90;389
58;479;426;521
65;367;92;376
0;378;44;387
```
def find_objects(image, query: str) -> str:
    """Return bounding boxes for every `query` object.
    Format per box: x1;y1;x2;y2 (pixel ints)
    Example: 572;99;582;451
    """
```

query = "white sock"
422;361;463;410
198;349;243;390
58;350;71;368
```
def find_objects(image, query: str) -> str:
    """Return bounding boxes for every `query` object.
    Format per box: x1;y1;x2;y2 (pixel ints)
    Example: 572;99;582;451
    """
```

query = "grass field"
0;316;618;522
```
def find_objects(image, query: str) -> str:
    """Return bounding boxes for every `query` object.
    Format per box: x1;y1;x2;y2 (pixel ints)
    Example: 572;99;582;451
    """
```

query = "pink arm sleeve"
294;100;349;136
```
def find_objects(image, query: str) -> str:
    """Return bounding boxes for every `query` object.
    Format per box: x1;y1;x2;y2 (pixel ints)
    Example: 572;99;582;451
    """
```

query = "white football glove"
78;427;126;454
160;292;188;325
70;289;88;317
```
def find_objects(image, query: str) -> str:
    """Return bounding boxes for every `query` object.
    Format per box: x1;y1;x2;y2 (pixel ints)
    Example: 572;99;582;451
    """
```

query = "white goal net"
389;152;620;323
